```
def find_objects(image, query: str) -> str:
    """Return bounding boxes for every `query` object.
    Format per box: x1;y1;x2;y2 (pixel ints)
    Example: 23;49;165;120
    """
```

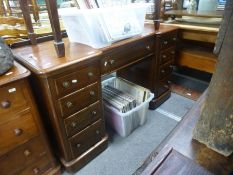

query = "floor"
63;93;195;175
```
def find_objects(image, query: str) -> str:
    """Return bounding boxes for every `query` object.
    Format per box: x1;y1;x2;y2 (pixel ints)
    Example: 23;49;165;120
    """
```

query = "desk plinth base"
61;135;108;173
149;90;171;110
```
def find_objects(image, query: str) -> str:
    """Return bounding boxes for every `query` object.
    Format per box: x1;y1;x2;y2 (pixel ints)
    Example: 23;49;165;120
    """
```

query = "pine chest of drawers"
0;62;59;175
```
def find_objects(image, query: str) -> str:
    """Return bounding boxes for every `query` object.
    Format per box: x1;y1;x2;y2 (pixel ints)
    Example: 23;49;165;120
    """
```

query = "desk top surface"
135;91;233;175
12;24;178;76
0;61;30;86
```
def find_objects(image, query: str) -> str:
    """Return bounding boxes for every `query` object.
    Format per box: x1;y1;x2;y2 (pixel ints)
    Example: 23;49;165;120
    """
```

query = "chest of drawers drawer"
159;32;177;50
54;64;99;97
64;102;101;137
69;119;104;158
59;82;99;118
0;136;47;175
0;82;28;123
160;47;176;65
0;110;38;156
101;37;154;75
159;61;173;80
19;154;52;175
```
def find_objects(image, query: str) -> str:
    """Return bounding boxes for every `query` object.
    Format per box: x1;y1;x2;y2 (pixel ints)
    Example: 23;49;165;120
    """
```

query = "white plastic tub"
102;77;154;137
59;4;148;48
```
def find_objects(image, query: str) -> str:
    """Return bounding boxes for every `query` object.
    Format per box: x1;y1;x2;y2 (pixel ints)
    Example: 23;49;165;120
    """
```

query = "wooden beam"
44;0;65;58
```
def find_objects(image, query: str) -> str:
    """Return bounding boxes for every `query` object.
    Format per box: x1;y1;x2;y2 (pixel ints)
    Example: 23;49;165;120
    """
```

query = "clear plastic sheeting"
102;77;154;137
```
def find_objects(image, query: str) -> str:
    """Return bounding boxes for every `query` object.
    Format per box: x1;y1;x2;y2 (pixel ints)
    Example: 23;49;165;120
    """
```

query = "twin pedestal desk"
13;24;178;172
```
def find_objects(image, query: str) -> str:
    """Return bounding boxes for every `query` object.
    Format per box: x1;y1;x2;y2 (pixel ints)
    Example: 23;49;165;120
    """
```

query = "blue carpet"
63;93;195;175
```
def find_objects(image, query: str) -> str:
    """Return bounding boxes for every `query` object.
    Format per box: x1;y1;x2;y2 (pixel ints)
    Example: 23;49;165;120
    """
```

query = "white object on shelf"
59;4;148;48
102;77;154;137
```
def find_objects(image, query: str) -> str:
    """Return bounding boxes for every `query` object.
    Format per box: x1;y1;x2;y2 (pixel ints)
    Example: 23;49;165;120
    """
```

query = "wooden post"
193;0;233;157
44;0;65;58
154;0;161;30
19;0;37;45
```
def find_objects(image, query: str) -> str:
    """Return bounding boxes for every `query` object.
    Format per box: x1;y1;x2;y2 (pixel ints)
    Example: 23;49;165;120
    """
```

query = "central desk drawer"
59;83;99;118
64;102;101;137
54;64;100;97
0;110;38;156
69;119;104;158
0;137;47;175
101;38;154;75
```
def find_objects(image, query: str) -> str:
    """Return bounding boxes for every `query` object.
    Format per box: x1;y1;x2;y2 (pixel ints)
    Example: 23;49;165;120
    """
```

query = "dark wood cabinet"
0;62;59;175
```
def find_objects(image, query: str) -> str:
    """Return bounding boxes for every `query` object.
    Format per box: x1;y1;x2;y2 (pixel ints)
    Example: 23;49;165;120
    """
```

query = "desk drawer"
159;61;173;80
69;119;104;158
159;32;177;50
59;83;99;118
0;81;29;124
0;137;47;175
160;47;175;65
54;64;99;97
64;102;101;137
0;110;38;156
101;38;154;75
19;154;51;175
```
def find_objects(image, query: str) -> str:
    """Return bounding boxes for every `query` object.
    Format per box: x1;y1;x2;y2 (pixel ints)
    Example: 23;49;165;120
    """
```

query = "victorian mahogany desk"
13;24;178;172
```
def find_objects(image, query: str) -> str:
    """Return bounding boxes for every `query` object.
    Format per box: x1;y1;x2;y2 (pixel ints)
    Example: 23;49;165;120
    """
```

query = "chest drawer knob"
1;100;11;109
63;81;70;88
92;110;97;116
163;41;168;45
76;143;81;148
66;101;73;108
88;72;93;77
14;128;23;136
146;45;151;50
33;168;40;174
71;122;77;128
24;149;31;157
96;130;100;135
90;91;95;96
109;59;115;65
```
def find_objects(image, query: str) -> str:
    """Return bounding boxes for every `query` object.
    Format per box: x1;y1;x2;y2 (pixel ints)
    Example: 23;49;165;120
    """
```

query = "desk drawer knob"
33;168;40;174
168;80;171;84
161;69;165;73
171;51;175;55
163;41;168;45
71;122;77;128
63;81;70;88
90;91;95;96
146;45;151;50
104;61;108;67
14;128;23;136
66;101;73;108
24;149;31;157
72;79;78;84
162;54;167;58
88;72;93;77
96;130;100;135
92;110;97;116
173;37;177;41
1;100;11;109
76;143;81;148
169;65;174;70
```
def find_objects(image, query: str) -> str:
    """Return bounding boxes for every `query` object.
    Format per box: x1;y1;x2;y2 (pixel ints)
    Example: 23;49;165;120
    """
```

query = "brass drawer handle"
33;168;40;174
76;143;81;148
24;149;31;157
90;91;95;96
109;59;115;65
1;100;11;109
14;128;23;136
163;41;168;45
66;101;73;108
62;81;70;88
88;72;93;77
92;110;97;116
96;130;100;135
